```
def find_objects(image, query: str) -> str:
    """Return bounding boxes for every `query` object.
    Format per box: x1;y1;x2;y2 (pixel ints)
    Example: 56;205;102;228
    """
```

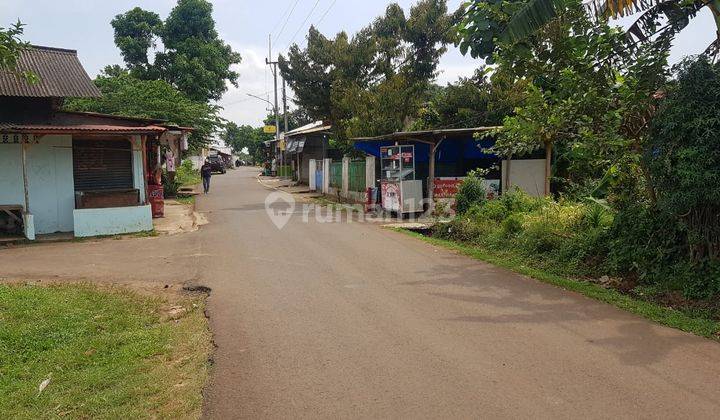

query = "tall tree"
64;67;223;151
111;0;241;102
0;21;35;82
279;0;458;146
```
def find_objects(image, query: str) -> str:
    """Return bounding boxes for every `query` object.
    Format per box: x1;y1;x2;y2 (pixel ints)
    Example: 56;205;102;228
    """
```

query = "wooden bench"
0;205;23;223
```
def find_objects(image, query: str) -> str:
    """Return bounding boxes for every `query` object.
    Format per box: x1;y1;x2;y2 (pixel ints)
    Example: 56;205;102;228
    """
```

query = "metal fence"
330;161;343;188
348;160;366;192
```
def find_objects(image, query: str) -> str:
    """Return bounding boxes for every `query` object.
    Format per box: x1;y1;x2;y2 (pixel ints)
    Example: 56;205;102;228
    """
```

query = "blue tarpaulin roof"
353;135;497;163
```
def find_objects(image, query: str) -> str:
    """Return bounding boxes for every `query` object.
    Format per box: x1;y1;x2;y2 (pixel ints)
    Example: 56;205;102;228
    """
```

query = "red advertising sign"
433;178;463;199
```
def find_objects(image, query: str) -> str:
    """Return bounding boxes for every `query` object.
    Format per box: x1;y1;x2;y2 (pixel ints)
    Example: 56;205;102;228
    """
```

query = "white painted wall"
501;159;546;198
309;159;317;190
322;158;331;194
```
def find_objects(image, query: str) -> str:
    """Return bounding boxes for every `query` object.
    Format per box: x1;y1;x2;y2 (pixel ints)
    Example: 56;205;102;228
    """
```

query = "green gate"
330;161;343;188
348;160;366;192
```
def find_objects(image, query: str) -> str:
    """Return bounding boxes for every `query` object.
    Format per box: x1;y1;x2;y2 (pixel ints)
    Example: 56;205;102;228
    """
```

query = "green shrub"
498;188;545;214
501;213;524;237
476;199;508;222
176;159;201;187
455;172;487;215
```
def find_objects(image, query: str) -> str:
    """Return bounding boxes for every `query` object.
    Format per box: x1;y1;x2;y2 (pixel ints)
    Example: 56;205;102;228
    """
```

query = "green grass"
398;229;720;340
0;284;212;418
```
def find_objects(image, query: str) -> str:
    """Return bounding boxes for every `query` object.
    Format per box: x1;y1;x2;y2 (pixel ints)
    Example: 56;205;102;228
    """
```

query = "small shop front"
0;123;181;240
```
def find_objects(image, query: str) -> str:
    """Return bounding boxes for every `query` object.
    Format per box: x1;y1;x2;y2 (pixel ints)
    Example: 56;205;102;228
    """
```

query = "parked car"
208;155;226;174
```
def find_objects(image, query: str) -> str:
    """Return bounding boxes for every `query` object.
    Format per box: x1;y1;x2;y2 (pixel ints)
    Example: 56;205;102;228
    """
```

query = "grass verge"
175;195;196;206
398;229;720;340
0;283;212;418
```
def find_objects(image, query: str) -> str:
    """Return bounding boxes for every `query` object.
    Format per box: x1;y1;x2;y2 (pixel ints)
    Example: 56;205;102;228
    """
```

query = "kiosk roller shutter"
73;138;134;191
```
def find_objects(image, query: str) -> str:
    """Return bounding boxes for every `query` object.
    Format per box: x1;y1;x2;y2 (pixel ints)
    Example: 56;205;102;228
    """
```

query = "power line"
270;0;299;36
274;0;302;44
223;91;272;106
286;0;322;50
315;0;338;27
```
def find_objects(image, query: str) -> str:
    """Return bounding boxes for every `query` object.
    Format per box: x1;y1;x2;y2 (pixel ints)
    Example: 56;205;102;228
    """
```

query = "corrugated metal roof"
352;126;502;142
0;123;166;135
285;121;332;138
0;46;101;98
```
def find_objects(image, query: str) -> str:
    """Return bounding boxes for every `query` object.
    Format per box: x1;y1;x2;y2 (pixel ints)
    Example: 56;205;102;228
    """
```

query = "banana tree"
458;0;717;61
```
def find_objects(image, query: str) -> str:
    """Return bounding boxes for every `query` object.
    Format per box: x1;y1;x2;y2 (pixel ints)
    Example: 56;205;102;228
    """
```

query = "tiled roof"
0;46;101;98
0;123;166;135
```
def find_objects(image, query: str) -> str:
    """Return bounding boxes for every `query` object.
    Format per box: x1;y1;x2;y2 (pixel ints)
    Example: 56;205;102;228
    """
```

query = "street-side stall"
379;145;423;214
354;127;550;214
354;128;502;214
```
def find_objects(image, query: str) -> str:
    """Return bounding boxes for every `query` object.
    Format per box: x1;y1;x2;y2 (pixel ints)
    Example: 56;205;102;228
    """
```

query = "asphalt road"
197;168;720;419
2;167;720;419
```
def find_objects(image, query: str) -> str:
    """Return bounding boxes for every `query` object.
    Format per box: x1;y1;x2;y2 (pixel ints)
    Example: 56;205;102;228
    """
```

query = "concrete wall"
0;135;75;234
365;156;376;189
309;159;317;190
74;205;153;237
501;159;546;198
322;158;331;194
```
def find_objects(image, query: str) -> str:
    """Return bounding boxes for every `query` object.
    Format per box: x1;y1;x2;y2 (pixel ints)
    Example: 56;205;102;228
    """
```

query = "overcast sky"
2;1;716;127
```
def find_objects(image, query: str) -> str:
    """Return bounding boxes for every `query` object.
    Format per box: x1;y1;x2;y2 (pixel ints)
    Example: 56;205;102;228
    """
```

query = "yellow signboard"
279;139;286;151
263;125;277;134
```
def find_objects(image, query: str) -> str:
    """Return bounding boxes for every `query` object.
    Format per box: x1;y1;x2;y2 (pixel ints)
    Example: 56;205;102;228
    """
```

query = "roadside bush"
455;171;487;214
501;213;524;237
162;170;180;198
176;159;201;187
433;217;491;243
498;188;546;214
476;199;508;222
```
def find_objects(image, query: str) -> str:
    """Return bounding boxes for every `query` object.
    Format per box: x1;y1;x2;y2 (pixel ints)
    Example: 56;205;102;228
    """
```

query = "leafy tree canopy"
0;21;36;82
64;66;223;151
279;0;459;147
111;0;241;102
456;0;713;62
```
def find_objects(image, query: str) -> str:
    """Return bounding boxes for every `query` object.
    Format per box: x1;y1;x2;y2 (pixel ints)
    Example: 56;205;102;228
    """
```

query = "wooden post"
544;141;552;196
21;142;30;214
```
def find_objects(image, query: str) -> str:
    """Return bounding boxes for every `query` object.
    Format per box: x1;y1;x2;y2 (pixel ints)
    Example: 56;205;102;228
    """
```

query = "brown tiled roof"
0;46;101;98
0;123;166;135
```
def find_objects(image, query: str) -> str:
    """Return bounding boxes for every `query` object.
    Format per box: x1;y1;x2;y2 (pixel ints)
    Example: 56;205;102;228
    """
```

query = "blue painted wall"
73;205;153;237
0;136;75;234
0;144;24;207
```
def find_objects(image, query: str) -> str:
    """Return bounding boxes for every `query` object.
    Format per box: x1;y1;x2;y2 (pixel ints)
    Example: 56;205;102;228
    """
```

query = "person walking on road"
201;159;213;194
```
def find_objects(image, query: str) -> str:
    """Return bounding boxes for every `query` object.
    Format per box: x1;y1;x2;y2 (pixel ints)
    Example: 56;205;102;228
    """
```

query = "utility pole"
282;78;289;133
283;78;295;180
266;34;282;176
